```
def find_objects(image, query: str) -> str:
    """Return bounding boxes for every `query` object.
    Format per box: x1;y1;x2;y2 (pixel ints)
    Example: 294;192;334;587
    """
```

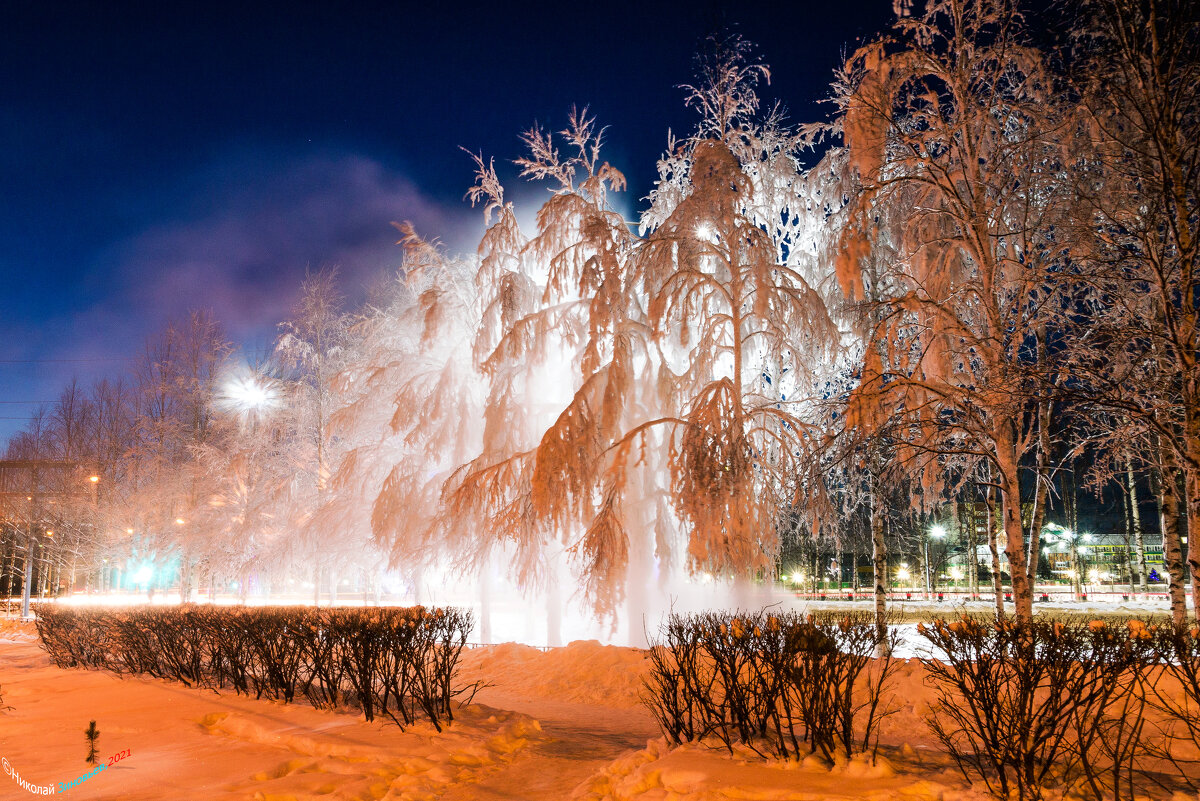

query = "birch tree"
831;0;1071;620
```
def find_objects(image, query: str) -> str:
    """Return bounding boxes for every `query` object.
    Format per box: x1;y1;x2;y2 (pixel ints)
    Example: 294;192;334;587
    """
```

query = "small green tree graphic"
84;720;100;764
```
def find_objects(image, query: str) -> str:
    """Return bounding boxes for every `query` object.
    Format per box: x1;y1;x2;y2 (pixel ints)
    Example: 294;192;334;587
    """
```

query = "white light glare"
218;369;282;421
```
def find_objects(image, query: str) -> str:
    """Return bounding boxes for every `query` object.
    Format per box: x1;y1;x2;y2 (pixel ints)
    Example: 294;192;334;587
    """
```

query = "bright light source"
88;475;100;483
217;368;282;422
175;518;185;525
126;528;134;534
696;222;716;243
930;524;946;538
133;565;152;585
897;567;911;581
949;566;964;581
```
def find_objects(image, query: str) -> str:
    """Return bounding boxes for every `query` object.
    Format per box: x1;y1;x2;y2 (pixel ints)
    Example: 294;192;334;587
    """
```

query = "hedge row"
34;604;476;731
642;610;901;762
919;617;1200;801
644;613;1200;800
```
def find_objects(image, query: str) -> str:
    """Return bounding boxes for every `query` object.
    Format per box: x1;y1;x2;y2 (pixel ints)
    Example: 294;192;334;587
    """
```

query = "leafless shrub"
32;604;475;730
1145;624;1200;792
642;610;899;762
918;617;1158;801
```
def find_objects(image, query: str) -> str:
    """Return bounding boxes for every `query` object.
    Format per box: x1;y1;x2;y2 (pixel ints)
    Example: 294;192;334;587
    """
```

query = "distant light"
175;518;185;525
88;475;100;483
126;528;134;534
930;525;946;538
218;370;282;420
133;566;152;585
897;567;911;581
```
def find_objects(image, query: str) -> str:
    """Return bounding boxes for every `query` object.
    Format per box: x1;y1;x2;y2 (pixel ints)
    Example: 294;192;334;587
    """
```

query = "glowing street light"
949;565;964;592
926;524;946;597
217;368;282;426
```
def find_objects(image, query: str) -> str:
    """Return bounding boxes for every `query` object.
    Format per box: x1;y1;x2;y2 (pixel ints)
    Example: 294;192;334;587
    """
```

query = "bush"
33;604;476;731
643;610;899;762
917;617;1157;801
1145;624;1200;792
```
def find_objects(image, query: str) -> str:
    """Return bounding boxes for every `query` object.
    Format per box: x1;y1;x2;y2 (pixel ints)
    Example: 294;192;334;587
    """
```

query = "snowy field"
3;606;1196;801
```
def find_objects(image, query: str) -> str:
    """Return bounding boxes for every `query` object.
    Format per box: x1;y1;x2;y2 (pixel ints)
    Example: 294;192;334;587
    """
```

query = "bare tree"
1068;0;1200;618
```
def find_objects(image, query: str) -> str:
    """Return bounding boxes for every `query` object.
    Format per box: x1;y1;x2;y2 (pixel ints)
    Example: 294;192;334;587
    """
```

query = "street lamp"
927;525;946;598
950;565;964;593
217;368;282;428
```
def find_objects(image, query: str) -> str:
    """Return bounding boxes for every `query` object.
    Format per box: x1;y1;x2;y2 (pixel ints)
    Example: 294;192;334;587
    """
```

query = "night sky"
0;0;890;443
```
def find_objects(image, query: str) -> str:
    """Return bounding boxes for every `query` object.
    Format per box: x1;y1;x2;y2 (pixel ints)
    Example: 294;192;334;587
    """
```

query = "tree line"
3;0;1197;633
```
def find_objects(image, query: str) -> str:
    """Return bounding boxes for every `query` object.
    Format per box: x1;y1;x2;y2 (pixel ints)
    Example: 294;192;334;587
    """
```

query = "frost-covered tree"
831;0;1072;621
126;311;232;600
441;112;640;633
330;225;482;604
276;269;352;602
1066;0;1200;619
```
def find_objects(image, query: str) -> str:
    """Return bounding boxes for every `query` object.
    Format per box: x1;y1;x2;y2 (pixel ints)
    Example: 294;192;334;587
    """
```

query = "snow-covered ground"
2;608;1195;800
0;622;1076;800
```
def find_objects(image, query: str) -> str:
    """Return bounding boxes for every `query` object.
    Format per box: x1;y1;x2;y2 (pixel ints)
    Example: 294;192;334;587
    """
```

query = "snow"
459;640;650;708
1;619;1194;800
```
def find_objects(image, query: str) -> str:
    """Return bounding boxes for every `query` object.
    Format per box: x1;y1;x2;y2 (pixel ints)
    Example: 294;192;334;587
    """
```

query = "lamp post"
926;525;946;598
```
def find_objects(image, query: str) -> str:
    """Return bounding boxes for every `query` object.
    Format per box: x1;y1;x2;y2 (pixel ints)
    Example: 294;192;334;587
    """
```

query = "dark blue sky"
0;0;890;442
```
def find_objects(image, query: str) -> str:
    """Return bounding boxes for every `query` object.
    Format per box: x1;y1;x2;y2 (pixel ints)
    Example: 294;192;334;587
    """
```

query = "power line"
0;358;137;364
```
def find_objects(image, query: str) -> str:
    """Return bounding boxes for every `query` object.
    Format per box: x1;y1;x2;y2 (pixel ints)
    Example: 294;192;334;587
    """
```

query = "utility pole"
20;464;38;618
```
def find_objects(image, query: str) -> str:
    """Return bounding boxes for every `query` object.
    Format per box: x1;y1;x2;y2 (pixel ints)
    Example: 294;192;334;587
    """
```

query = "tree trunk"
20;536;34;618
1152;462;1187;625
1121;488;1135;592
985;483;1004;619
966;500;979;597
1026;397;1051;589
1126;460;1148;592
871;480;888;645
1186;465;1200;622
479;558;493;646
180;556;194;603
996;436;1033;621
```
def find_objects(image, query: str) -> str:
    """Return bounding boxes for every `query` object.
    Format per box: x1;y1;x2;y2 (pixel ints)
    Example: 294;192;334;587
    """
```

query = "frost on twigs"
827;0;1070;621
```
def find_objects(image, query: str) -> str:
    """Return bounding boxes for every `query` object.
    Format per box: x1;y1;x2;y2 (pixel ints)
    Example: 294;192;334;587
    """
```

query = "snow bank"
0;639;542;801
570;737;989;801
0;617;35;642
459;640;650;708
